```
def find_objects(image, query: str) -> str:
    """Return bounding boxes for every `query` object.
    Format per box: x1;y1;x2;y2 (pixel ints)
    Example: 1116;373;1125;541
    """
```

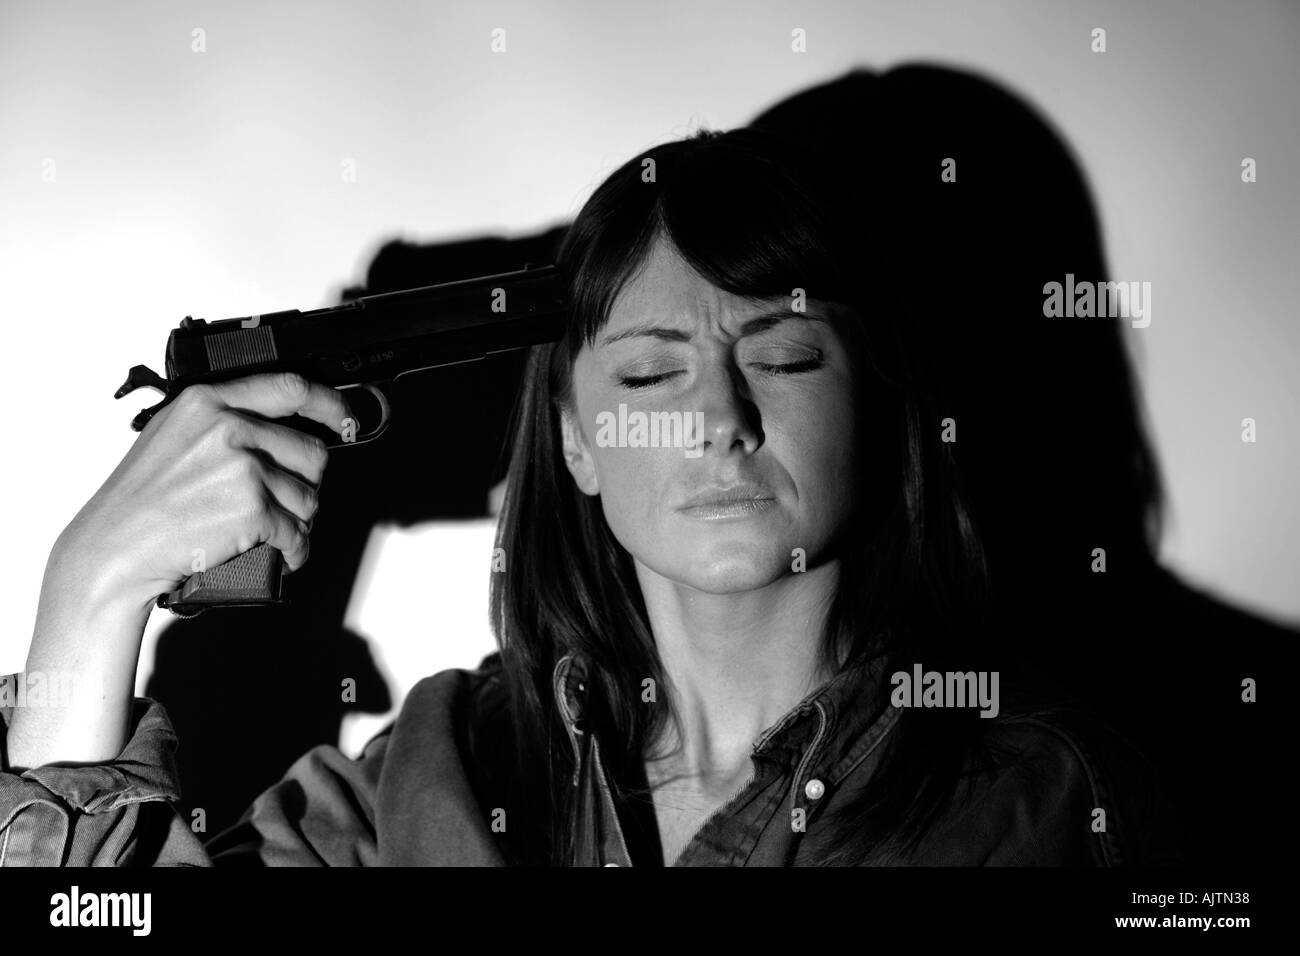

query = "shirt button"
805;778;825;800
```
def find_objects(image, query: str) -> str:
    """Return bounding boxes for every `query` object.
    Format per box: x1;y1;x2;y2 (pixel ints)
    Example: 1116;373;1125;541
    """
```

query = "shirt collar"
551;645;900;789
748;649;901;787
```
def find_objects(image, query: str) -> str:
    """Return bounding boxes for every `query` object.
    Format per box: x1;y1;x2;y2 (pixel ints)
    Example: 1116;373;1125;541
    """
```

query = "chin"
673;540;791;595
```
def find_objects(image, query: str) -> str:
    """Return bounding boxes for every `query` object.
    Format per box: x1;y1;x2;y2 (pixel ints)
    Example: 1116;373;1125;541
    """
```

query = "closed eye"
618;371;682;390
619;358;823;390
751;358;823;376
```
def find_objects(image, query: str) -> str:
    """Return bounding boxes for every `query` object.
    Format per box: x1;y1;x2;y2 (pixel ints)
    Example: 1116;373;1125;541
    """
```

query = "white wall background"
2;0;1296;753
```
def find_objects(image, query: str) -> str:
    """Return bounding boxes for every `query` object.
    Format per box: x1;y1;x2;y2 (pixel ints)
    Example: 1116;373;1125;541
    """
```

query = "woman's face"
561;236;860;595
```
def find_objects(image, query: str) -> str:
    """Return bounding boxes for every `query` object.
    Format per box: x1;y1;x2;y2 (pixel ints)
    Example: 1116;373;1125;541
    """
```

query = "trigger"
115;364;169;399
114;365;173;433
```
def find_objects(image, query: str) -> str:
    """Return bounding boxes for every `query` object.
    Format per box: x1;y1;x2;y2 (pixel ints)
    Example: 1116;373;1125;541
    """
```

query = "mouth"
677;484;778;520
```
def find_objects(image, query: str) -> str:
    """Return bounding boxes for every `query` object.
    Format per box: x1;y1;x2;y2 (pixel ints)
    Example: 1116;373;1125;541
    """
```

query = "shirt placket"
669;699;836;866
786;700;833;830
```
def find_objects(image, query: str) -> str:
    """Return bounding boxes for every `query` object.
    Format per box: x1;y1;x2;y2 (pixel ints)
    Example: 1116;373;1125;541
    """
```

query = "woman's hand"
5;372;353;770
62;371;354;609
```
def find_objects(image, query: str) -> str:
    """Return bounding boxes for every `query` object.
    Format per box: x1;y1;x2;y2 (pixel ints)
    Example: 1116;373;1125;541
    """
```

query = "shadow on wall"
749;64;1295;868
145;63;1293;865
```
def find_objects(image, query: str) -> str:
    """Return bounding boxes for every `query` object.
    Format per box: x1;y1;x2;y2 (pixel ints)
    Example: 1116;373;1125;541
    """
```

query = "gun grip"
157;544;286;615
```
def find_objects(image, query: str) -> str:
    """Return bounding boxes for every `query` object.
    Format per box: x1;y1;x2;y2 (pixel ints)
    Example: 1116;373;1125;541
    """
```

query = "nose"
693;353;763;457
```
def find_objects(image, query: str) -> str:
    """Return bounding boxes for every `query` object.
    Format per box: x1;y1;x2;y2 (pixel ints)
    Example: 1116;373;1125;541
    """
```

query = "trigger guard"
331;382;391;447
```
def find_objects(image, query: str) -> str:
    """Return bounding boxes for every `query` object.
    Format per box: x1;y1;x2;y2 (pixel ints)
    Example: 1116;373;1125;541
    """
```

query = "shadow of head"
751;64;1162;587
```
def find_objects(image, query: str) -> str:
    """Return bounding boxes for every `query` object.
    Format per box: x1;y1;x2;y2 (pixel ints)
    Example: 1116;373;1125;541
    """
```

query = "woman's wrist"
45;523;161;623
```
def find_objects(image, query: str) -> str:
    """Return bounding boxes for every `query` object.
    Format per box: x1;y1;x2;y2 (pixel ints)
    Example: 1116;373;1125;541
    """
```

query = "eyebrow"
599;308;831;346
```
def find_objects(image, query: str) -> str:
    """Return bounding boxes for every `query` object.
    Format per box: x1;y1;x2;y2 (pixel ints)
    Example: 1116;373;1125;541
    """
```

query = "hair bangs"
557;128;857;369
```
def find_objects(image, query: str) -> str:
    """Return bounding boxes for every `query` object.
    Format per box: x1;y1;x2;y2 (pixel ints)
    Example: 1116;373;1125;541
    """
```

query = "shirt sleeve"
0;672;211;866
0;671;391;867
199;731;389;866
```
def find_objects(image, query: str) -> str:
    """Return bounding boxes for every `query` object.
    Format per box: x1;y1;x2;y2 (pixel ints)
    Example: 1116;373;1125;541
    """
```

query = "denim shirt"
556;650;910;866
0;655;1181;866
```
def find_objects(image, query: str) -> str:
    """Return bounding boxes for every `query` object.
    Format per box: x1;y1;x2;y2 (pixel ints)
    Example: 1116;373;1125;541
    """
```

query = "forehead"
606;237;777;330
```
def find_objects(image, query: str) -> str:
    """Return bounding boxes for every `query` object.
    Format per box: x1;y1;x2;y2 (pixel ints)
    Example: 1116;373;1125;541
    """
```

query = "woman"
0;126;1178;866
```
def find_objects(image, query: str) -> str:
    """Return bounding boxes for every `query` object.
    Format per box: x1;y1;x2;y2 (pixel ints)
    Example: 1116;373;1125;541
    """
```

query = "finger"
231;412;330;486
258;461;320;527
259;497;311;573
209;372;355;439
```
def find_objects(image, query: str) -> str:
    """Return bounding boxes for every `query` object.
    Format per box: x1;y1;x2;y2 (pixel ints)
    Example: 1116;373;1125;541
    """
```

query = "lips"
678;481;777;512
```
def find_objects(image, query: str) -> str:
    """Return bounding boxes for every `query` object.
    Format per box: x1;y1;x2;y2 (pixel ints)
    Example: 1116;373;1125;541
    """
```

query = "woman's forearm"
5;532;155;770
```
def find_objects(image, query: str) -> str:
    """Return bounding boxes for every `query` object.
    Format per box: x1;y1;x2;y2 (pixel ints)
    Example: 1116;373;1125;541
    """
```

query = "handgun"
116;263;568;616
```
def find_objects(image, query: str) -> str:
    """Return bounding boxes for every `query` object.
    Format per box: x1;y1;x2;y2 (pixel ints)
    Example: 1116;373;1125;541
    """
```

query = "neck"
634;559;842;785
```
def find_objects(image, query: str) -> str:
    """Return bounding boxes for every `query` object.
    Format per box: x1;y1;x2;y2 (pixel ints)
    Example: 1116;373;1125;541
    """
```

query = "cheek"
767;380;858;520
588;442;668;540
